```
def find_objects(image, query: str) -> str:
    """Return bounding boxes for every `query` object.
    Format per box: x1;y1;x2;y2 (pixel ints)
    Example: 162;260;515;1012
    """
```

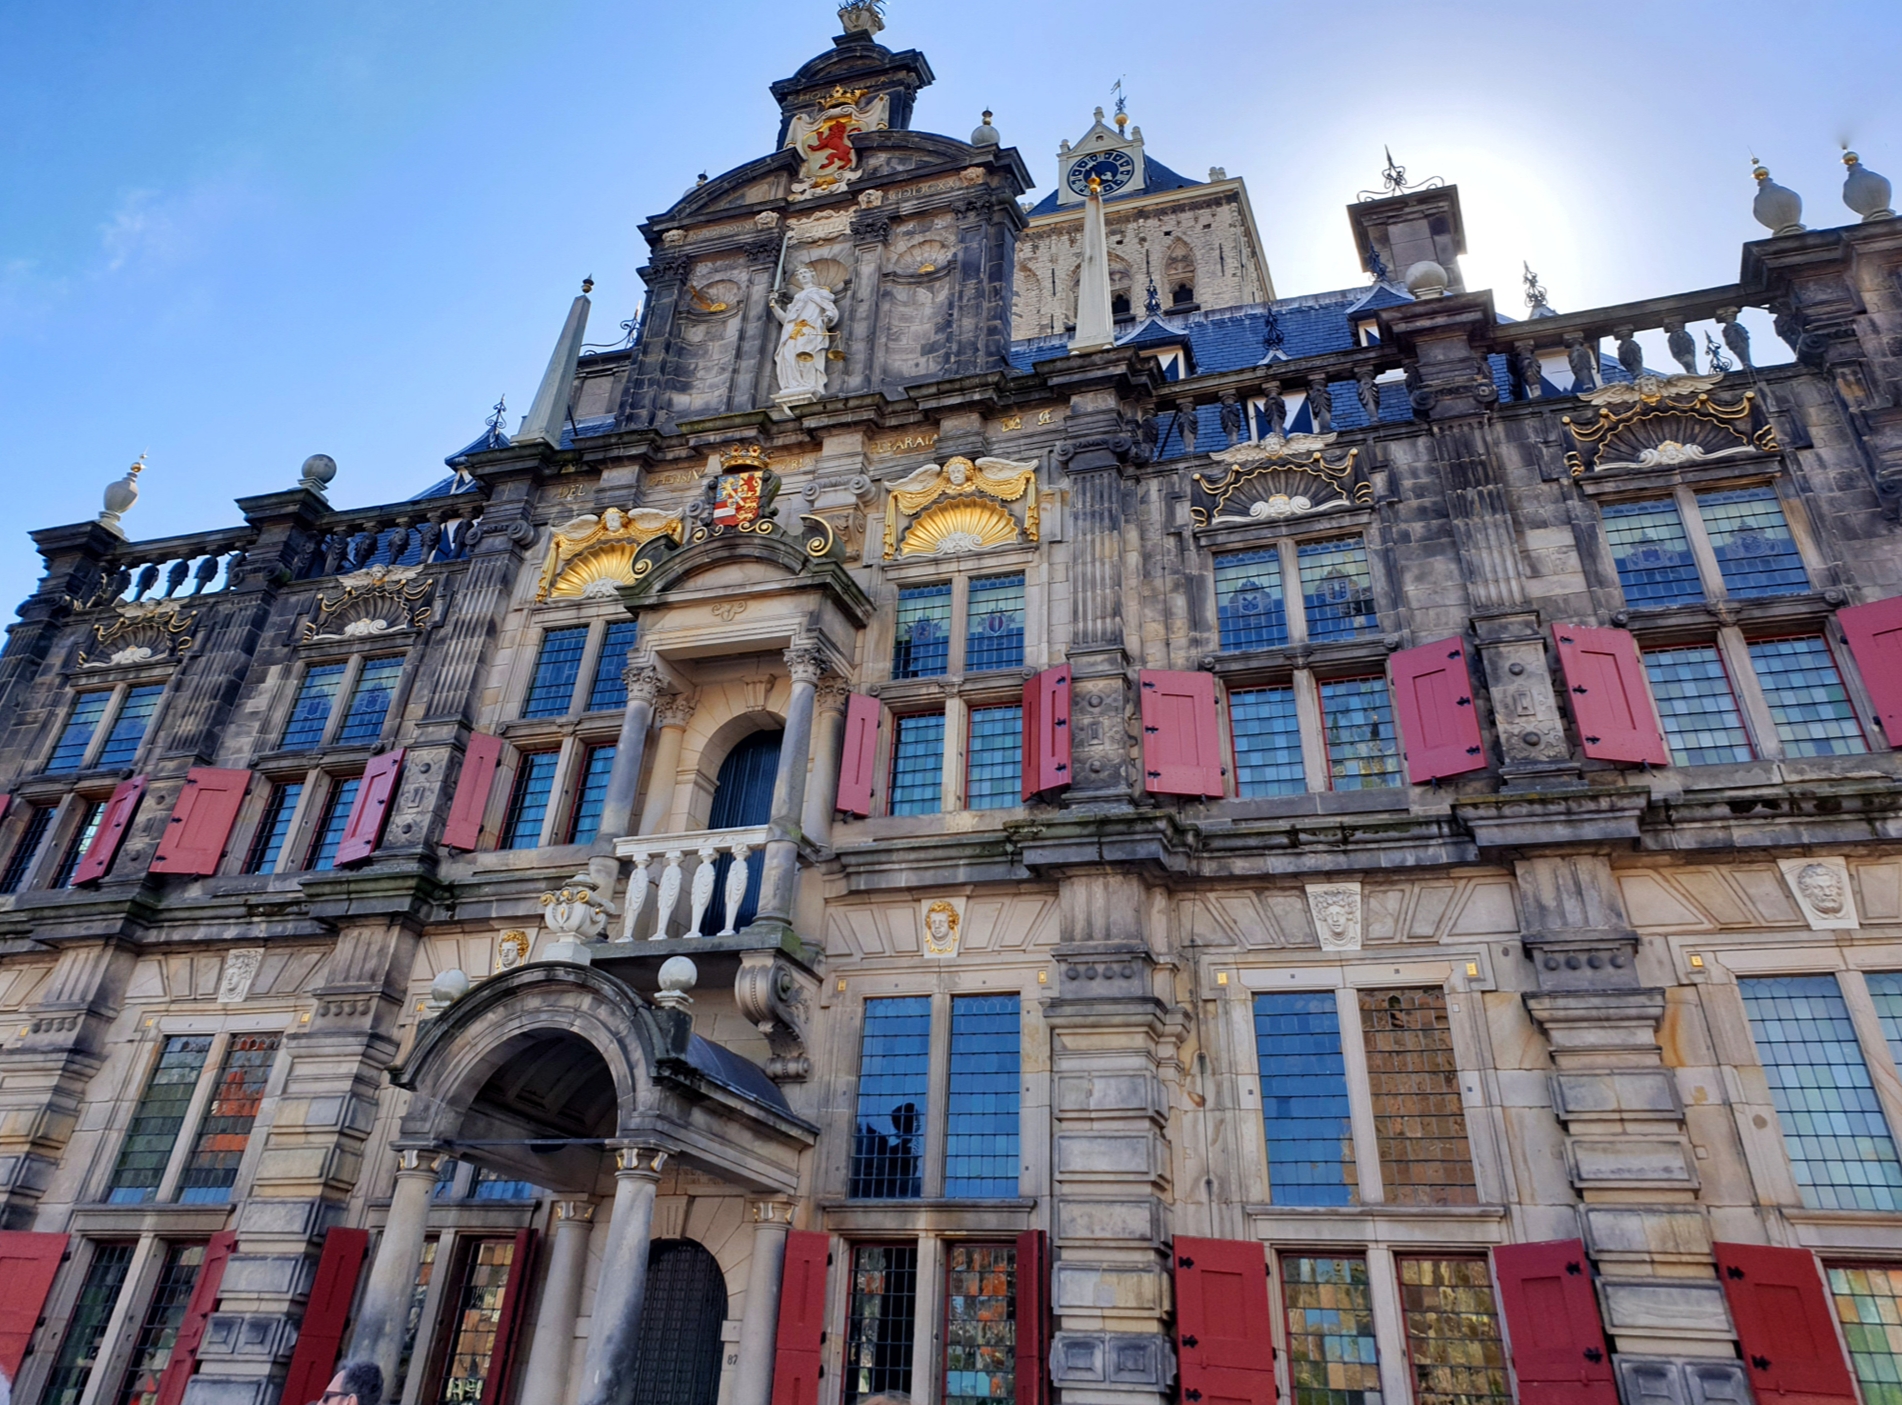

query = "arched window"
703;729;781;932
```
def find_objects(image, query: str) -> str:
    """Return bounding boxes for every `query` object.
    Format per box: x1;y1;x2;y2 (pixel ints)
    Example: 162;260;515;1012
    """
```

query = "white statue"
772;269;840;400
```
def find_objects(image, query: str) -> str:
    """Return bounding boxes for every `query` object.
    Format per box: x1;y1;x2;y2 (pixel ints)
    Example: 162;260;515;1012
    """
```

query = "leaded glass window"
946;995;1020;1197
1;806;53;893
114;1241;209;1405
889;714;945;817
850;996;930;1199
1319;676;1402;789
966;706;1022;811
943;1243;1016;1405
1698;486;1808;597
434;1238;519;1405
281;664;346;750
1739;975;1902;1211
335;657;404;744
307;777;359;870
48;692;112;771
503;753;560;849
894;583;953;679
176;1032;280;1202
1360;989;1477;1206
586;620;641;711
967;575;1025;672
1642;646;1753;765
107;1034;213;1203
1282;1256;1383;1405
395;1239;440;1394
1396;1258;1510;1405
1828;1263;1902;1405
42;1242;135;1405
1603;499;1704;606
1216;549;1289;652
53;802;105;887
96;685;163;768
522;626;587;718
1750;637;1868;756
1231;686;1305;796
471;1166;541;1200
244;782;303;873
845;1244;918;1405
567;745;617;843
1253;992;1357;1205
1298;537;1378;641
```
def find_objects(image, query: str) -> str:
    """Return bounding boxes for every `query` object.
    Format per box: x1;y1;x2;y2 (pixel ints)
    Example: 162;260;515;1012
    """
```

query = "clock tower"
1055;105;1147;206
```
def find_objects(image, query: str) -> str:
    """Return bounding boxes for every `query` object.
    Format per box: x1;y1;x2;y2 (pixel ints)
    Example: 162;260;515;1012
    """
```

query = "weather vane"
1523;262;1550;312
1111;77;1127;119
484;395;508;448
1357;146;1445;202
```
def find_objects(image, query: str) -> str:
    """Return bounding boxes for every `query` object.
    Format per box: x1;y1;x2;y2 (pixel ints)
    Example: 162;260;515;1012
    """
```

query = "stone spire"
515;279;594;448
1069;176;1115;353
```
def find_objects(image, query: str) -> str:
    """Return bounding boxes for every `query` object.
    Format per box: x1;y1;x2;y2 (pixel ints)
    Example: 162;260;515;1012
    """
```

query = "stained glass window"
1360;989;1478;1206
434;1238;518;1405
1;806;53;893
567;746;617;843
176;1032;280;1202
395;1239;440;1395
850;996;930;1199
1319;676;1402;789
336;657;405;745
967;575;1025;672
587;620;641;710
107;1034;213;1203
1750;637;1868;756
281;664;346;750
1253;992;1357;1205
1739;975;1902;1211
1299;538;1378;641
1216;549;1289;652
48;692;112;771
42;1242;134;1405
1828;1263;1902;1405
503;753;560;849
1602;499;1703;606
946;995;1020;1197
1396;1258;1510;1405
245;782;303;874
1698;487;1808;598
845;1244;918;1405
1282;1255;1383;1405
96;685;164;768
308;778;360;870
114;1241;209;1405
1642;646;1753;765
53;802;106;887
889;714;945;817
943;1243;1016;1405
966;706;1023;811
523;626;587;718
894;583;953;679
1231;686;1306;796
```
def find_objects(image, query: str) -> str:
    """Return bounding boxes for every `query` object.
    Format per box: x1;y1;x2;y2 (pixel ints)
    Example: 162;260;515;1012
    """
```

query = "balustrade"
293;507;484;581
83;530;254;609
612;826;769;942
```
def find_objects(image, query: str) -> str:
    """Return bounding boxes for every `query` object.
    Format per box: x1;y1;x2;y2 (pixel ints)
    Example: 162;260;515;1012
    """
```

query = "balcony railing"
612;826;769;942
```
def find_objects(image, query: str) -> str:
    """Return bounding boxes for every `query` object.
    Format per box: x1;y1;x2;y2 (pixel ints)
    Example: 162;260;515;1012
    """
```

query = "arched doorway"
704;729;780;933
629;1239;727;1405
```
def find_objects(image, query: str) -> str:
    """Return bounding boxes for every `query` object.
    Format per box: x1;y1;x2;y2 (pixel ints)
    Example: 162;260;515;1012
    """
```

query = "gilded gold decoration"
869;431;939;457
800;513;838;557
999;415;1023;431
721;444;770;472
899;499;1022;557
78;598;197;667
883;455;1040;559
1191;437;1367;529
1562;375;1773;476
302;566;433;643
537;508;684;601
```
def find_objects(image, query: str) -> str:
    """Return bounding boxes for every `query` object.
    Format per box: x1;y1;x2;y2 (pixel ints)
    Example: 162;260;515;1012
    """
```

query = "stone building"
2;11;1902;1405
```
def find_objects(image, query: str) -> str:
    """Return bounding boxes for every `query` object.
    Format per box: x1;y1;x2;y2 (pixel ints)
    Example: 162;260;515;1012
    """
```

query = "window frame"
303;773;363;871
45;681;171;775
1206;529;1385;658
1594;477;1820;614
274;651;410;755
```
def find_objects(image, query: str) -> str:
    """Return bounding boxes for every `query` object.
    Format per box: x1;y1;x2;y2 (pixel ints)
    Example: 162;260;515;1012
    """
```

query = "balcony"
611;826;769;942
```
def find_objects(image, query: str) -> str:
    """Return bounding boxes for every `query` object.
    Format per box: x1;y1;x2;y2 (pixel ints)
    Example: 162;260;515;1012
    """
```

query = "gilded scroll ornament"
538;507;685;600
78;598;197;667
301;565;434;643
1562;373;1776;476
1190;436;1367;529
882;456;1039;559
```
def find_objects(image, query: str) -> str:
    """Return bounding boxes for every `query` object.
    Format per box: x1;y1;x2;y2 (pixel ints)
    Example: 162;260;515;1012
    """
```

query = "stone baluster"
649;850;685;940
596;664;662;841
574;1148;667;1405
348;1146;445;1390
717;843;752;937
751;643;825;934
801;680;849;850
637;692;697;834
686;843;719;938
517;1200;595;1405
618;856;653;942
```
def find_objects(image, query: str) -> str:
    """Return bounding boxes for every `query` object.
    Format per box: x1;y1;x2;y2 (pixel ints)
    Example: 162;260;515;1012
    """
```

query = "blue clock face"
1067;149;1135;196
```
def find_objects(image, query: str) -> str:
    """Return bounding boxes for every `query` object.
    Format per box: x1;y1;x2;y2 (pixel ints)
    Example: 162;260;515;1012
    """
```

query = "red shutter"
481;1229;537;1405
0;796;11;827
0;1231;68;1380
336;750;404;867
1022;668;1072;800
1713;1242;1856;1404
1390;639;1487;783
1492;1240;1617;1405
441;734;504;850
73;775;147;886
836;695;881;817
770;1230;830;1405
151;768;252;875
152;1230;238;1405
1140;671;1224;797
1173;1236;1276;1405
1552;624;1668;765
1014;1230;1050;1405
1838;596;1902;747
277;1228;370;1405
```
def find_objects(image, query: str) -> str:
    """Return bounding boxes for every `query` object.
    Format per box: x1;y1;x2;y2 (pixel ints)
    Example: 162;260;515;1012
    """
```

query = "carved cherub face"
927;908;952;939
496;931;530;970
945;458;970;487
1796;863;1846;916
1315;892;1355;935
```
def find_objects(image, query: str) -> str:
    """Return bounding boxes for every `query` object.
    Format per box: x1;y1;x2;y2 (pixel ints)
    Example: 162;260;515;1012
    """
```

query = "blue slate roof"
1026;154;1204;216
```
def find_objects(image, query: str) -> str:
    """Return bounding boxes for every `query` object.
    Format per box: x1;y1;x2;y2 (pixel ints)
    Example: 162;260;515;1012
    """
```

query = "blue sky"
2;0;1897;617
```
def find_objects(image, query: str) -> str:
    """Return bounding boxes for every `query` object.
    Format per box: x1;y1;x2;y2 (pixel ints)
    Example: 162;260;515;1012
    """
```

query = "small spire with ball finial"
97;454;145;536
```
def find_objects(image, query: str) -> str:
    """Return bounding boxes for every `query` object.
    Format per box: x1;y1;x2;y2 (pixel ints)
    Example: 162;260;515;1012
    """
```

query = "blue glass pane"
1603;499;1703;606
945;995;1020;1197
586;621;641;711
966;706;1022;811
1739;975;1902;1211
503;753;560;849
1299;538;1378;641
966;575;1025;672
1749;637;1868;757
1253;993;1357;1205
48;693;111;771
567;746;617;843
336;657;404;745
850;996;931;1198
96;685;164;768
1283;1256;1382;1405
106;1034;212;1204
894;584;952;679
472;1167;541;1200
245;783;304;873
523;627;587;718
53;803;105;887
1231;686;1305;796
1216;549;1288;652
281;664;346;751
1698;487;1808;598
309;778;360;870
889;714;945;816
1320;676;1402;790
1642;646;1753;765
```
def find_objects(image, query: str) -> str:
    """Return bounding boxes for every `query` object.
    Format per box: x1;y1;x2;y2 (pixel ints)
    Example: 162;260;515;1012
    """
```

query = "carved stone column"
1054;416;1138;803
842;212;890;396
574;1147;667;1405
517;1200;595;1405
349;1146;445;1390
801;679;849;848
728;1200;794;1405
750;643;823;934
733;235;786;412
596;665;662;843
637;692;697;834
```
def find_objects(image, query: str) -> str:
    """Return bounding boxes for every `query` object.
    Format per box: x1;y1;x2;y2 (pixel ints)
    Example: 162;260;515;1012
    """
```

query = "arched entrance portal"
704;729;781;933
630;1239;728;1405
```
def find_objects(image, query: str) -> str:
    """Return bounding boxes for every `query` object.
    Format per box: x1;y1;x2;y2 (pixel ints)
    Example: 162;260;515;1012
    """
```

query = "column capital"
553;1199;598;1223
654;690;698;729
393;1145;447;1176
814;678;850;713
613;1144;671;1179
624;665;665;706
784;642;827;686
748;1198;797;1226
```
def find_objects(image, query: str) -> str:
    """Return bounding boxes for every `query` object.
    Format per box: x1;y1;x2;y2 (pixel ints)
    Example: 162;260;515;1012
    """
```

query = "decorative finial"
484;395;509;449
581;276;595;294
1522;261;1550;312
1144;275;1160;318
98;455;146;535
970;109;999;146
1751;158;1806;237
1111;78;1126;121
1357;147;1445;202
1843;148;1897;222
298;453;338;497
1087;174;1102;194
1704;330;1734;374
837;0;885;36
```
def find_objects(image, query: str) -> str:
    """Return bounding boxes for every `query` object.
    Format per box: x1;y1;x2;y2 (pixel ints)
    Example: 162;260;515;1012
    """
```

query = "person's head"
323;1361;383;1405
795;268;816;288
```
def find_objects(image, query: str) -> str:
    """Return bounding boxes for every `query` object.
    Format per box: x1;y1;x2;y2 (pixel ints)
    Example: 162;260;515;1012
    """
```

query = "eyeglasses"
314;1393;354;1404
